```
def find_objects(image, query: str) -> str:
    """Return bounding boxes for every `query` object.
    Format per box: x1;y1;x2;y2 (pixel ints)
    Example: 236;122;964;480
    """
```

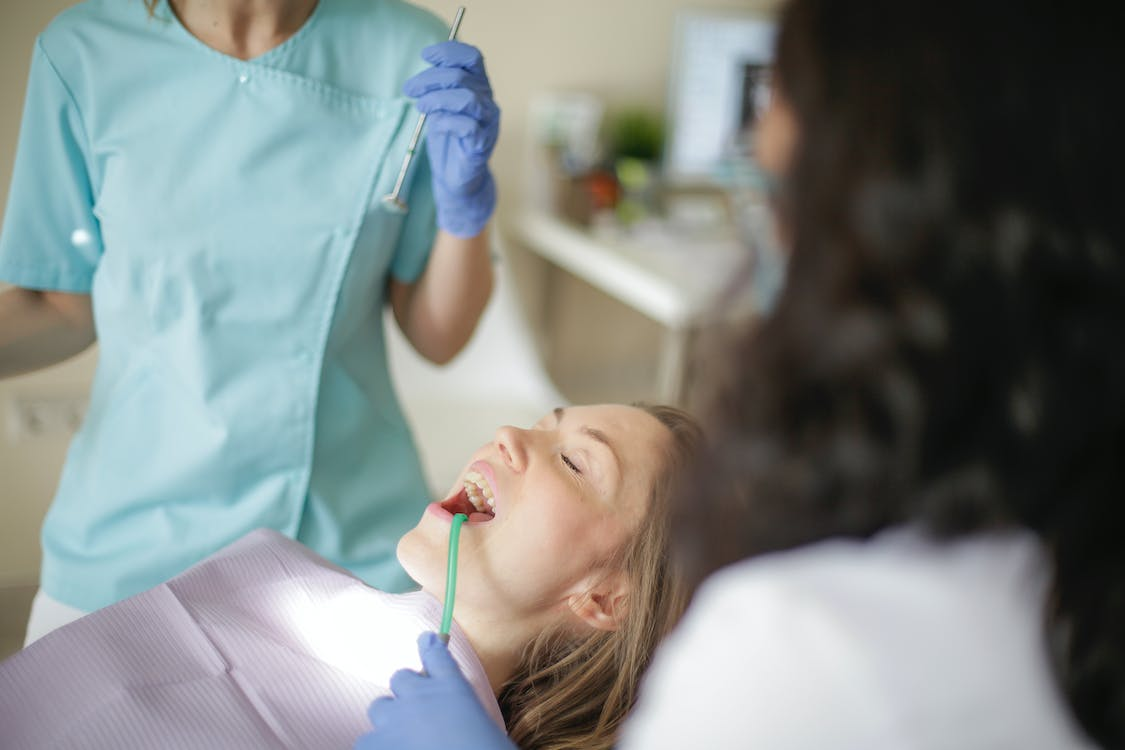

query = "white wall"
0;0;774;599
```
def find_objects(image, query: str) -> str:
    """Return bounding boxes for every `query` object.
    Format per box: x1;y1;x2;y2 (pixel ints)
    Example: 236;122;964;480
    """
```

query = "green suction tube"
438;513;468;644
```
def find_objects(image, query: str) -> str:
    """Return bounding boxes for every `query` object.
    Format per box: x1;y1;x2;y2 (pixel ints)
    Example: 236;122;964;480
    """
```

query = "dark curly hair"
676;0;1125;746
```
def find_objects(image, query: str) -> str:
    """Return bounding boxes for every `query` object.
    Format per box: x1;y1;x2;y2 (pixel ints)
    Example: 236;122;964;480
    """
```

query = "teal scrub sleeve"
389;146;439;284
0;40;103;292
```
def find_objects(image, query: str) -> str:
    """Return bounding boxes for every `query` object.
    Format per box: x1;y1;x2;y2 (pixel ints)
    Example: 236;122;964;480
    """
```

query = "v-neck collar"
159;0;324;66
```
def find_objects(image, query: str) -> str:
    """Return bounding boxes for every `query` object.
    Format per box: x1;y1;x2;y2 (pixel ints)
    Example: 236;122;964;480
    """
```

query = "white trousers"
23;590;88;647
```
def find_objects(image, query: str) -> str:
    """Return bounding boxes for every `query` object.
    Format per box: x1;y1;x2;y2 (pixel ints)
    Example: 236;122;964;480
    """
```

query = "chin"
396;524;440;592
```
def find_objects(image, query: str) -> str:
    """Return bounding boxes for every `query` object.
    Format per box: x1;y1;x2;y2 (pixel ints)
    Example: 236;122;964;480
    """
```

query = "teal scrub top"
0;0;448;611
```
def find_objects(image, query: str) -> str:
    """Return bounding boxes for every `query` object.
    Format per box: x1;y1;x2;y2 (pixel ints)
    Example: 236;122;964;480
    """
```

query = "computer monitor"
664;10;778;186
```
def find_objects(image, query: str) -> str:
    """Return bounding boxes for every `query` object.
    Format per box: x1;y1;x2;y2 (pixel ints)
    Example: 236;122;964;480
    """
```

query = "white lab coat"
621;527;1098;750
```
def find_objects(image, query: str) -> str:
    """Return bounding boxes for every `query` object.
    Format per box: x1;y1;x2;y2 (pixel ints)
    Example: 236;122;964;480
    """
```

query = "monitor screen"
664;11;778;185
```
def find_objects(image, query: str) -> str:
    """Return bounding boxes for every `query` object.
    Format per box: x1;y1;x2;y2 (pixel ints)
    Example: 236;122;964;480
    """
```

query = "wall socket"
5;395;89;440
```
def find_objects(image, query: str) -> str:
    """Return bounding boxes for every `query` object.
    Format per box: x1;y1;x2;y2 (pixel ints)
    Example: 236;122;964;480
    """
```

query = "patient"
0;403;700;750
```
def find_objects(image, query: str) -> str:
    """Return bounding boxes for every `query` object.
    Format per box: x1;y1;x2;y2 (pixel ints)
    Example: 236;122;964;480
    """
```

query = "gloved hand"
353;632;517;750
403;41;500;239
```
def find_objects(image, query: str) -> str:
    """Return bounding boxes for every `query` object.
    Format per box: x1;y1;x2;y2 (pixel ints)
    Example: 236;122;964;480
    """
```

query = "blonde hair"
500;403;702;750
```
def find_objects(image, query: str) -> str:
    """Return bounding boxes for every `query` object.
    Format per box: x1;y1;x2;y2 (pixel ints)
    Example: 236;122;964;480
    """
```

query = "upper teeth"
463;470;495;513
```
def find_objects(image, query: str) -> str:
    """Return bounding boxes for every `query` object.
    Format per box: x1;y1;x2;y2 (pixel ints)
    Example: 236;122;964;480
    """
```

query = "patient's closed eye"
562;454;582;474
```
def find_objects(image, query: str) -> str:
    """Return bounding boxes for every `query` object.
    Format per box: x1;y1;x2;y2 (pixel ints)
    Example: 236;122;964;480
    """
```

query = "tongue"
443;494;477;517
441;488;493;522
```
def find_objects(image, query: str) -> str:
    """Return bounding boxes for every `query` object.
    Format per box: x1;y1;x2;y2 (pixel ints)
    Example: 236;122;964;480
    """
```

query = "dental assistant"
0;0;499;643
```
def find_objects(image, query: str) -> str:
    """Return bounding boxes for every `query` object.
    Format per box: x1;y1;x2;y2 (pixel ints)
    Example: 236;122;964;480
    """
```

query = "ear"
566;570;630;632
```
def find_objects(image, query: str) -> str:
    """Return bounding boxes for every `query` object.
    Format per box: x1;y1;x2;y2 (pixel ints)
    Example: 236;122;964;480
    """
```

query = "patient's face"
397;404;669;625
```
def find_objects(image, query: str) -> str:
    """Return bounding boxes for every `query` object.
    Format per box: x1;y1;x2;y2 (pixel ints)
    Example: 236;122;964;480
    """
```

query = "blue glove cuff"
434;169;496;239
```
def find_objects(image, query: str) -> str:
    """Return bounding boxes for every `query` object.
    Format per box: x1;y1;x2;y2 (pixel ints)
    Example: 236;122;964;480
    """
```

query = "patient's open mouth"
440;470;495;522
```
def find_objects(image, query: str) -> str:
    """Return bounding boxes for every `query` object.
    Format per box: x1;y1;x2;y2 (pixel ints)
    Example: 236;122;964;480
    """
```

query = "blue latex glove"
403;41;500;238
354;632;517;750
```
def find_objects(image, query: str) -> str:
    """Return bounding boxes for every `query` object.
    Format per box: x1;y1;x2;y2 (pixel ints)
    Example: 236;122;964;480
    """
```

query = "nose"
494;425;528;472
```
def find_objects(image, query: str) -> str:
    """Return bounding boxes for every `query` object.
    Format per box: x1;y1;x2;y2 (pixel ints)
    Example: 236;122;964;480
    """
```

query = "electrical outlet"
5;395;88;440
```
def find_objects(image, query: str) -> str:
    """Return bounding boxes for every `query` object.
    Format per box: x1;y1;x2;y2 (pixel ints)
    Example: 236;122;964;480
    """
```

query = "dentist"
0;0;499;644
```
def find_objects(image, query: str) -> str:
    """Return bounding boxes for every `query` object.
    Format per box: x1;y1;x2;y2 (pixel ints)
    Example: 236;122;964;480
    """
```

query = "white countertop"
514;210;752;330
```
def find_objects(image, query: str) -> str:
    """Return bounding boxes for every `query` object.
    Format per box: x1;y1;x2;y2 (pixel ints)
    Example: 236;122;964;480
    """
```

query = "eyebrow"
554;407;623;474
